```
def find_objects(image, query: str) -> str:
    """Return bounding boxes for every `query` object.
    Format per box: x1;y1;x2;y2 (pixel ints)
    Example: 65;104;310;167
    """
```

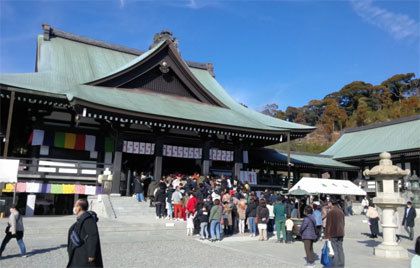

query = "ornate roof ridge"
342;114;420;134
41;24;214;75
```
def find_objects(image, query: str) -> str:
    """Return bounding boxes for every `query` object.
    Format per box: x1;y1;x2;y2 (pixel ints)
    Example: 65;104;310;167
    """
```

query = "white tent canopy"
289;177;367;196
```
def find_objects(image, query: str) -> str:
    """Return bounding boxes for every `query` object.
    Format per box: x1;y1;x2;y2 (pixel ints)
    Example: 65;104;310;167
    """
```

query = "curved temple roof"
0;25;315;135
322;115;420;160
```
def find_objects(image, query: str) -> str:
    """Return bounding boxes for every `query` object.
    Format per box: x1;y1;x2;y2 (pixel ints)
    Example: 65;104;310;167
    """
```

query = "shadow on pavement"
1;244;67;260
357;239;381;248
29;244;67;256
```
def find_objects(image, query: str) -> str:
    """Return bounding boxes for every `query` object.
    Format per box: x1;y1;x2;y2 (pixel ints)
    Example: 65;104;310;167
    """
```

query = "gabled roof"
322;115;420;160
250;148;357;170
1;25;315;135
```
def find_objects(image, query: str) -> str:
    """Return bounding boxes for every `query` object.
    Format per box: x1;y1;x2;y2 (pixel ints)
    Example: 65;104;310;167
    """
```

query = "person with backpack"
0;204;26;258
67;199;103;267
299;206;318;267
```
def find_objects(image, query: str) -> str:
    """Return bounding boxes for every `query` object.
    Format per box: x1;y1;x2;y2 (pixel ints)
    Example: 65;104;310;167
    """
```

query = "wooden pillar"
286;131;292;189
233;147;243;178
111;131;123;194
201;140;211;176
153;139;163;180
126;170;132;196
111;151;122;194
2;91;16;199
3;91;15;157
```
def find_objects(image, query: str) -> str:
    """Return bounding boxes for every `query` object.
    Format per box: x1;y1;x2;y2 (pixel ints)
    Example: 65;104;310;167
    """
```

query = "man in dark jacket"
402;201;417;240
133;172;144;202
154;186;166;219
147;180;160;207
325;198;345;268
67;199;102;267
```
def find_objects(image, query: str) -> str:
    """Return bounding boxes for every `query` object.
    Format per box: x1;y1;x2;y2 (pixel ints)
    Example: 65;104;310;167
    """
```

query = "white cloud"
181;0;222;10
350;0;419;40
119;0;125;8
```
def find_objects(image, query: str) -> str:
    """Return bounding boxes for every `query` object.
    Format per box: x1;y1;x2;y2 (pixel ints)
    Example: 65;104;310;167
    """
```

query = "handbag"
321;241;333;267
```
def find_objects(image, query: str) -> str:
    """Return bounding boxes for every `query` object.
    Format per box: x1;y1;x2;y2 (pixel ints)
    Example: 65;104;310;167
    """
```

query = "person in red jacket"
186;192;198;214
186;192;198;236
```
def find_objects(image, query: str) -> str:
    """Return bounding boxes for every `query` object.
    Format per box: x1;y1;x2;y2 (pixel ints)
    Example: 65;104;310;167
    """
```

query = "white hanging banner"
188;148;194;158
133;142;140;154
243;151;249;164
221;150;227;161
166;145;173;156
139;142;145;154
126;141;134;153
145;143;152;154
26;194;36;217
0;159;19;183
163;145;201;159
194;148;200;159
239;171;257;185
210;149;234;162
122;140;156;155
177;147;183;157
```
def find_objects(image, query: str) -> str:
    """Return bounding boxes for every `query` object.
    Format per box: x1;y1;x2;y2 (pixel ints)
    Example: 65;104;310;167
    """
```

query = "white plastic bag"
327;240;334;256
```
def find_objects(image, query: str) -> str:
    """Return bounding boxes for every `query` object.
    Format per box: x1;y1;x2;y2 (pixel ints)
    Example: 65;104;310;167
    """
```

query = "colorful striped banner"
50;184;63;194
2;182;102;195
75;134;86;150
64;133;77;149
54;132;65;148
104;137;114;152
63;184;76;194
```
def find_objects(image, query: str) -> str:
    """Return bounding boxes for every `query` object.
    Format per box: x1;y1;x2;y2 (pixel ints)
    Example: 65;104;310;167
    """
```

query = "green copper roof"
322;116;420;160
1;30;315;133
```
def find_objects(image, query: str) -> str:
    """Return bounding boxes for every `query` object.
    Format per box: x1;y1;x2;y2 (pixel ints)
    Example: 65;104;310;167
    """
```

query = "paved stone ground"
0;215;418;267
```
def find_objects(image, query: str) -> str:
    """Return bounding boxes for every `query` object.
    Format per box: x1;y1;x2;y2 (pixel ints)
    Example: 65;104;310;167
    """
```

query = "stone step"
108;196;158;219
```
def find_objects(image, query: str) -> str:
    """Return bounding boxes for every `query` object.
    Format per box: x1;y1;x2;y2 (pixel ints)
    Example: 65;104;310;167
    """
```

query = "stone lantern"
406;172;420;208
363;152;410;259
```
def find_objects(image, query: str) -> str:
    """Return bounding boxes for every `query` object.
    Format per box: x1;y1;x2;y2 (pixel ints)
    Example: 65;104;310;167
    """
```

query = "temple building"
322;115;420;193
1;25;319;214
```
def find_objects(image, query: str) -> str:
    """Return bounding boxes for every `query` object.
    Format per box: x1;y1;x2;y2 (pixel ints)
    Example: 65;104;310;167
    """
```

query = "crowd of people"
132;172;351;267
0;172;418;268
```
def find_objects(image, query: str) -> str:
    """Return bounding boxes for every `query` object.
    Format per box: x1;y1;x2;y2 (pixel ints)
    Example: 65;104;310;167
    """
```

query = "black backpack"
69;211;98;249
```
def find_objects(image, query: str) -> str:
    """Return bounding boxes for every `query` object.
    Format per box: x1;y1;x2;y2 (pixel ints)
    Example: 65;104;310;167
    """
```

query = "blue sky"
0;0;419;110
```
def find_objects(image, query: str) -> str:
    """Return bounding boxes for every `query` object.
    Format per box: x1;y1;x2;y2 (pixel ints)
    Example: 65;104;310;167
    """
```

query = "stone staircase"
109;196;157;218
89;195;157;220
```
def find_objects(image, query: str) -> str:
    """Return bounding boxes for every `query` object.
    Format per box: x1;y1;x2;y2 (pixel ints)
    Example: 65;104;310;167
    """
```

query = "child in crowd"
198;206;209;240
186;211;195;236
237;199;247;235
285;215;294;243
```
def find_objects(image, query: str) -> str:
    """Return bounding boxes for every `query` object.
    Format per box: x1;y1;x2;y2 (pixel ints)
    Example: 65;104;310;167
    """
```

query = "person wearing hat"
325;198;345;267
0;204;26;258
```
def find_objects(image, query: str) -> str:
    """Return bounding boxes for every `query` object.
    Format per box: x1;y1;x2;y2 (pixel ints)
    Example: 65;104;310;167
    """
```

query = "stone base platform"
374;244;409;259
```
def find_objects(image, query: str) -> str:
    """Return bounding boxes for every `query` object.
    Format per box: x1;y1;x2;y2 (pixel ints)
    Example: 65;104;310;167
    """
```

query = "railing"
8;157;113;182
